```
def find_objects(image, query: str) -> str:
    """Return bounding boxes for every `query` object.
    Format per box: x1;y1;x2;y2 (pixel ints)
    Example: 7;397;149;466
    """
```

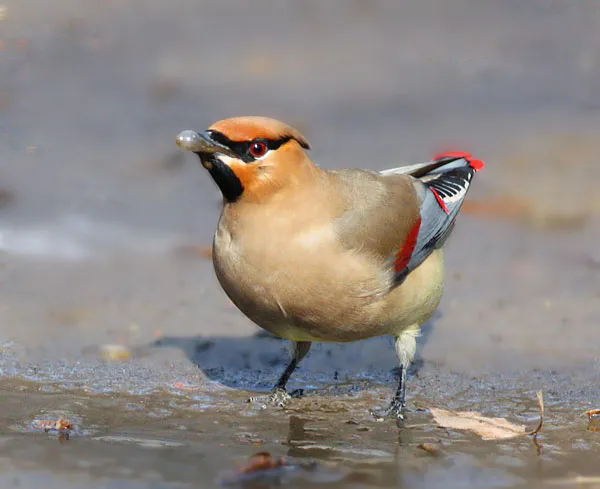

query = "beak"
176;129;244;202
175;130;238;158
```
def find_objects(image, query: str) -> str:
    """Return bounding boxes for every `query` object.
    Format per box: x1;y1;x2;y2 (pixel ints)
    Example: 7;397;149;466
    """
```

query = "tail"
380;150;484;178
418;151;484;212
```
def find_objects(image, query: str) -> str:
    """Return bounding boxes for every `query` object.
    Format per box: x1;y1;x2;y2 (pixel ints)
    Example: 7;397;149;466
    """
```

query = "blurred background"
1;0;599;374
2;2;600;487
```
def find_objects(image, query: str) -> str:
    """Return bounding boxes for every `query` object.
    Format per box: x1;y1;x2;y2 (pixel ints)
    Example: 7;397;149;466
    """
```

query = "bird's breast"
211;216;392;341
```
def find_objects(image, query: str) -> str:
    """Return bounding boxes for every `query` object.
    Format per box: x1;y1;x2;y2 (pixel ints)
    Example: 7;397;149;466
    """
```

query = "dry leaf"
430;391;544;441
416;443;443;456
33;418;72;432
584;409;600;419
430;407;526;440
585;408;600;432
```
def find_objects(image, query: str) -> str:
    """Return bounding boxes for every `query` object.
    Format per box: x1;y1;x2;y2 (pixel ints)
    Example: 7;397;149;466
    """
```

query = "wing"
330;151;484;294
331;168;422;262
389;151;485;285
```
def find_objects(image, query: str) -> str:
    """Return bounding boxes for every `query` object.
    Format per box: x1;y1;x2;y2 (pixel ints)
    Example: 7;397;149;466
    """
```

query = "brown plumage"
176;116;484;420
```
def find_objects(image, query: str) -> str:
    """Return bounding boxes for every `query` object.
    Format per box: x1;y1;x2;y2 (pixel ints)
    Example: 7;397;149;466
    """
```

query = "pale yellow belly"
380;249;444;335
213;239;445;343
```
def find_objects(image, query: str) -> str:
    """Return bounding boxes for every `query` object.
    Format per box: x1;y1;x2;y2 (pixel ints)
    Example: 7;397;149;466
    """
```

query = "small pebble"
98;344;132;361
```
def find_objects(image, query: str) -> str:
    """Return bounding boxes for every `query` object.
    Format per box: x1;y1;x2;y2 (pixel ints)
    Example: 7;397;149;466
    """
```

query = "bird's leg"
371;362;409;424
385;362;408;417
248;340;312;407
269;340;312;404
372;326;420;424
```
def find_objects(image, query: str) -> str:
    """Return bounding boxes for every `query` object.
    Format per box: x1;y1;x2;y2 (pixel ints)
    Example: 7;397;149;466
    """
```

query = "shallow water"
1;347;600;489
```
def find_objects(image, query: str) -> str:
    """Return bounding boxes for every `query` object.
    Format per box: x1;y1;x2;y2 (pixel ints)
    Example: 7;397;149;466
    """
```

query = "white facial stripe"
215;152;271;166
215;154;238;166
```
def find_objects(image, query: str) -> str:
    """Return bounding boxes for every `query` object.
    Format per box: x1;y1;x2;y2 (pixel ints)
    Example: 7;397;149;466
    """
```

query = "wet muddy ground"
1;345;600;489
2;1;600;487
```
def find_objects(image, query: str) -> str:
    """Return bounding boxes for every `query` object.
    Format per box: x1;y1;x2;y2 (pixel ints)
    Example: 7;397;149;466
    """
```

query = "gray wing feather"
390;157;478;285
332;155;482;290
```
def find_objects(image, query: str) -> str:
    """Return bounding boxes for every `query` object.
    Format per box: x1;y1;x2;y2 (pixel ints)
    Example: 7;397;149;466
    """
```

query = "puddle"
0;351;599;489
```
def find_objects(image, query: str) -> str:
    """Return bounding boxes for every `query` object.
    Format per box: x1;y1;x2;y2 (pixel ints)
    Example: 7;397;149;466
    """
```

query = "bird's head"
176;116;311;203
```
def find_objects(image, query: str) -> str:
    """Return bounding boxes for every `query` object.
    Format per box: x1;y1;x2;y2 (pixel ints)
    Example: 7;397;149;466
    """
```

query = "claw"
370;400;406;426
247;387;304;408
269;387;292;407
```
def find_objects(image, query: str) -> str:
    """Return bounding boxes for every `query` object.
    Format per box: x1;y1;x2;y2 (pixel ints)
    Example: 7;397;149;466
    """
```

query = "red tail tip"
433;150;485;172
468;158;485;171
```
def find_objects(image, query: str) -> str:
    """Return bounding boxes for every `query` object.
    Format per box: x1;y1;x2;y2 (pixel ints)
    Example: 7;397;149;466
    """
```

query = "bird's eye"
249;141;267;158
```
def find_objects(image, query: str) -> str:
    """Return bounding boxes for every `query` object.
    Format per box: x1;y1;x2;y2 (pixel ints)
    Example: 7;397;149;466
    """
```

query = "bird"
175;116;484;421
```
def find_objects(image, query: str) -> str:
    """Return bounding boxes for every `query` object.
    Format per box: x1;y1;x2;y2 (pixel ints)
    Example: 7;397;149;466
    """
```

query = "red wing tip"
432;150;485;172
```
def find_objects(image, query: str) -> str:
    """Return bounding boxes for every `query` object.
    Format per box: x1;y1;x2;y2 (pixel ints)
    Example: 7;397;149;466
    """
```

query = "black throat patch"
197;153;244;202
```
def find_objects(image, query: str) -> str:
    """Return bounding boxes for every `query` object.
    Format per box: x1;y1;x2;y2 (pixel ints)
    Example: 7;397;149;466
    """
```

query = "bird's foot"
370;399;406;426
247;388;304;408
269;388;294;407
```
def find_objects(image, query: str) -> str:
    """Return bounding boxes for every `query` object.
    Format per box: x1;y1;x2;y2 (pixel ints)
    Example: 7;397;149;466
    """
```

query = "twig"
527;390;544;437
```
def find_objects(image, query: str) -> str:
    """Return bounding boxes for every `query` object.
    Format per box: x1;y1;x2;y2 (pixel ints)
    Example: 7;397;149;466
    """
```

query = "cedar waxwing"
176;116;484;421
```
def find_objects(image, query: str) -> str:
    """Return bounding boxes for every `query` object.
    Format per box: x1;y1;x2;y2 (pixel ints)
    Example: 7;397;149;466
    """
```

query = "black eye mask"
206;130;293;163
